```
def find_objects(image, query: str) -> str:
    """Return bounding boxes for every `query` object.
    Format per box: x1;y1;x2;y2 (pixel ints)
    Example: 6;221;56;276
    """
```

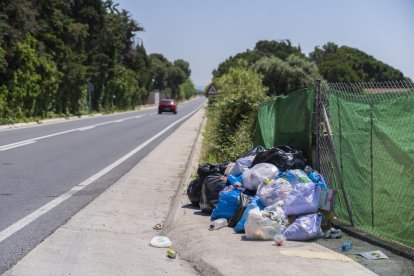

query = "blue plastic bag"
304;165;328;189
227;174;243;186
234;196;264;233
282;213;323;241
211;187;241;220
284;182;321;216
308;171;328;189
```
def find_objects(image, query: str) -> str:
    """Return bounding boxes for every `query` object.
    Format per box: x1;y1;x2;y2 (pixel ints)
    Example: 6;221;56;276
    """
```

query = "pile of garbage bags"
187;145;330;242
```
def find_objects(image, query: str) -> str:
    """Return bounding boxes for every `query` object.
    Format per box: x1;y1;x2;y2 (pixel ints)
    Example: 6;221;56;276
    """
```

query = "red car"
158;99;177;114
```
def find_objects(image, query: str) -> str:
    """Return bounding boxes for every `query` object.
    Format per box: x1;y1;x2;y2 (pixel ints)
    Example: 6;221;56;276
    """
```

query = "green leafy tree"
0;0;192;124
6;34;59;120
253;55;321;96
178;79;195;100
310;42;408;82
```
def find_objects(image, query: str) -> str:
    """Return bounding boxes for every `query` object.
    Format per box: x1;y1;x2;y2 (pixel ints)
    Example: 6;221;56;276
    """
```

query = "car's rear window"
161;100;174;104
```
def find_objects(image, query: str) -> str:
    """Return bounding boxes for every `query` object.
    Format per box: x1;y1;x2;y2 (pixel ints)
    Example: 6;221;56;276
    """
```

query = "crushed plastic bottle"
341;241;353;251
274;234;286;246
209;218;228;230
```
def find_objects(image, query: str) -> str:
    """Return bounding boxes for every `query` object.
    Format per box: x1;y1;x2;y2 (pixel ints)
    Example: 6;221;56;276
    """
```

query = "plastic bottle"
341;241;353;251
274;234;286;246
209;218;228;230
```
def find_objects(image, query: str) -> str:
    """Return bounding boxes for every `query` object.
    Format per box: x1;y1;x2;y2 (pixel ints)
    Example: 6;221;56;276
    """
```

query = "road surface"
0;97;205;273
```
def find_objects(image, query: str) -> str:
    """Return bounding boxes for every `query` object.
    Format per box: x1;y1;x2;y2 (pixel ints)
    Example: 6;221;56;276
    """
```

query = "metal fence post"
320;103;356;227
315;80;321;171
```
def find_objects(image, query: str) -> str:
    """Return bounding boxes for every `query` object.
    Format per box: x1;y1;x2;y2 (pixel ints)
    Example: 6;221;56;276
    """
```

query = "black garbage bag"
197;162;230;184
228;193;252;227
240;145;267;158
187;178;202;206
200;173;229;214
251;145;307;171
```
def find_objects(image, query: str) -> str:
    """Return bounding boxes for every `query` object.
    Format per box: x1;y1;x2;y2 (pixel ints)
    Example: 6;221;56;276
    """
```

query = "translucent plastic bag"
264;201;286;224
244;208;282;240
257;178;292;206
282;213;323;241
234;196;263;233
230;155;255;176
283;169;312;186
284;182;321;216
230;155;254;176
242;163;279;192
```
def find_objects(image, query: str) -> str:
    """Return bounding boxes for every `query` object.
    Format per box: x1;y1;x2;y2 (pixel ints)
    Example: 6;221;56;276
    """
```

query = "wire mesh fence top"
321;80;414;102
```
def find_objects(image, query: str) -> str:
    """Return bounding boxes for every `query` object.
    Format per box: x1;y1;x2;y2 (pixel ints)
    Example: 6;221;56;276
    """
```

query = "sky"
116;0;414;89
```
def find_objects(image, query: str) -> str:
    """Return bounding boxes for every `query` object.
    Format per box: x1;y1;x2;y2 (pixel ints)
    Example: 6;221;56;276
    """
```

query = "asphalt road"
0;96;206;273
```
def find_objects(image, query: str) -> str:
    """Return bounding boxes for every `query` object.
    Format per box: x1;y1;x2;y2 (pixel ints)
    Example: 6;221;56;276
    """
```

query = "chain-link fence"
315;80;414;248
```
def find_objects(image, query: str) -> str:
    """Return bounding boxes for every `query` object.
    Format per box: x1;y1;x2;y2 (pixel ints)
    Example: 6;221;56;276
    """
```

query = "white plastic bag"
244;208;282;240
230;156;255;176
257;178;292;206
264;201;287;224
242;163;279;192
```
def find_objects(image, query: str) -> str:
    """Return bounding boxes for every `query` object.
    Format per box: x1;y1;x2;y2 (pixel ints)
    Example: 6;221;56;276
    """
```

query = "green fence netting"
254;88;315;160
328;88;414;248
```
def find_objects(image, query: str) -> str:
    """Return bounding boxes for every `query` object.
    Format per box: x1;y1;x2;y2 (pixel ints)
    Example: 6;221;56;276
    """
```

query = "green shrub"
204;67;268;162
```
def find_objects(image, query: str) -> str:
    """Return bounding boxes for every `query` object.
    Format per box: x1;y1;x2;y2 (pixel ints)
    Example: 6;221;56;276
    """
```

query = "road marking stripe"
77;126;95;131
0;141;36;151
0;114;148;150
0;103;203;243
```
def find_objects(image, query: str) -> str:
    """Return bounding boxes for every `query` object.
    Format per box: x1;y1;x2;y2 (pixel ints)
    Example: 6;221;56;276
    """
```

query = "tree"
310;42;408;82
6;34;59;120
178;79;195;100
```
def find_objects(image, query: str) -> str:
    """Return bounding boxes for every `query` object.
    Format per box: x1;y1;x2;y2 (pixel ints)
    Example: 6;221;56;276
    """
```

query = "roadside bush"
204;67;268;162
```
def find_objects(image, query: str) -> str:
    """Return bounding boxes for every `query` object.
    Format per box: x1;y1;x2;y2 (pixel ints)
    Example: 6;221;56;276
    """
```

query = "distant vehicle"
158;99;177;114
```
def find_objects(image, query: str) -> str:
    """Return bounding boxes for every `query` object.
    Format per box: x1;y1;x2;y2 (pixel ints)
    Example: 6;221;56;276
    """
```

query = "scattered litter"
153;223;163;230
150;236;172;248
357;250;389;260
209;218;227;230
341;241;353;251
167;248;177;259
274;234;286;246
324;227;342;239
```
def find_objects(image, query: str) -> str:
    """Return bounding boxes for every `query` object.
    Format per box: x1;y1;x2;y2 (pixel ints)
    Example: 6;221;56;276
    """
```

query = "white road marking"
77;126;96;131
0;114;148;150
0;104;203;243
0;141;36;151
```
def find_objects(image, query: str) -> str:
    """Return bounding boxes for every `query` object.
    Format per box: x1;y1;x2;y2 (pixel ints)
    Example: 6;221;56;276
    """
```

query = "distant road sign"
207;85;217;97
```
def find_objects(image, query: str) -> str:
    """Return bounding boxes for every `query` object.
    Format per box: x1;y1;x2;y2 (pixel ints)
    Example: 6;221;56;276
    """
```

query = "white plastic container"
150;236;172;248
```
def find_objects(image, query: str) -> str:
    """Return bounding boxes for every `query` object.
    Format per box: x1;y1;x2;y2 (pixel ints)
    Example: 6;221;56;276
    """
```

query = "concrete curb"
163;106;224;276
162;105;219;273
